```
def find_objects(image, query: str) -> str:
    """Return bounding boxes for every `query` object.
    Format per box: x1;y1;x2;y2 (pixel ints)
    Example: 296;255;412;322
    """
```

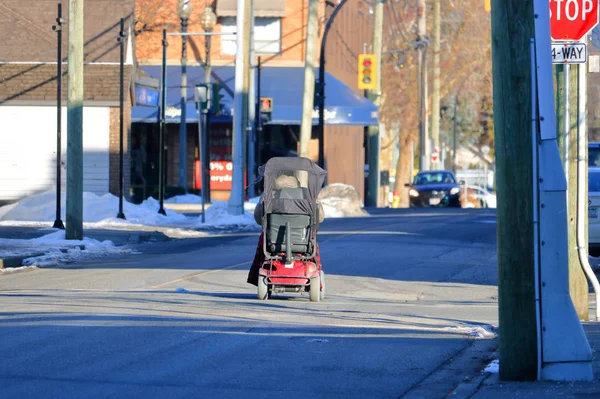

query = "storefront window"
221;17;281;56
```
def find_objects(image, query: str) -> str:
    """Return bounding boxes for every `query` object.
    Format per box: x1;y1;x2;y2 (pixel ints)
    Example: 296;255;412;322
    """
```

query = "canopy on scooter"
262;157;327;218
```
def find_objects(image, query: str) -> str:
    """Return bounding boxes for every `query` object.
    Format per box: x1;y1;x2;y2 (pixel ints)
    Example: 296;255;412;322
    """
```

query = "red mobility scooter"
256;157;327;302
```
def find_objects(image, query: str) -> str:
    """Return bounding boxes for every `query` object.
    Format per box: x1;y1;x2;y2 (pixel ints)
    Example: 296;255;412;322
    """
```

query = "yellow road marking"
151;261;251;289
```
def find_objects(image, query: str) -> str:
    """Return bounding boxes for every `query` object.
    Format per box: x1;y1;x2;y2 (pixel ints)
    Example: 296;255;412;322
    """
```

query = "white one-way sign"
551;42;587;64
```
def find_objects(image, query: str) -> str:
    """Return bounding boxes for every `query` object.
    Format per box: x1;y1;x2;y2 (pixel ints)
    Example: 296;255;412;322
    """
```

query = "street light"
178;0;192;192
199;5;217;205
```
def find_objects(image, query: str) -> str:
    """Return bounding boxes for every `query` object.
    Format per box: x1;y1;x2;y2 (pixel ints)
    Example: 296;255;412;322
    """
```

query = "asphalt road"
0;208;499;399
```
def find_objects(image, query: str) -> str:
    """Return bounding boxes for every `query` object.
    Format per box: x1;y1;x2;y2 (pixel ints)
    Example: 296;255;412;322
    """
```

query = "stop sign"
550;0;599;41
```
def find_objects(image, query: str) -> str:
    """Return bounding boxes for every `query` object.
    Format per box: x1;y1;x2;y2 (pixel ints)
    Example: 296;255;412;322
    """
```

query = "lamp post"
178;0;192;192
200;5;217;205
52;3;65;229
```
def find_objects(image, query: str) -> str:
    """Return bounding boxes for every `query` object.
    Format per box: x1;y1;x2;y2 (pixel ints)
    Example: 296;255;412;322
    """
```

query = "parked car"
590;142;600;167
405;170;462;208
589;167;600;252
463;185;497;209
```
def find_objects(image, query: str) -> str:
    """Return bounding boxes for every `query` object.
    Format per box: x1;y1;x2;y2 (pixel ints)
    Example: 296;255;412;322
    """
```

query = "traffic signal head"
358;54;377;90
211;83;224;115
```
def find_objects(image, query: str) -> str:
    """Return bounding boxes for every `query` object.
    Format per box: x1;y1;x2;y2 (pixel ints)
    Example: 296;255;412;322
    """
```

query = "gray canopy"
262;157;327;218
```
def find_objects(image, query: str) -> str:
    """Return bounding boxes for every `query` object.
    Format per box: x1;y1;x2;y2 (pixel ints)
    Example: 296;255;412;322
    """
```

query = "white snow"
445;325;497;338
483;359;499;373
0;230;137;268
318;184;369;218
0;191;259;267
0;191;257;229
164;194;204;204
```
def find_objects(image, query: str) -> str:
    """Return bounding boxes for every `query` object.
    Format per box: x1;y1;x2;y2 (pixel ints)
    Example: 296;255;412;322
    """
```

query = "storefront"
131;65;378;201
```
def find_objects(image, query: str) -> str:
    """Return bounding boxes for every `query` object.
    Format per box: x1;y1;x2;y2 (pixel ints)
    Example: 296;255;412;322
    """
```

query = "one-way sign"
551;42;587;64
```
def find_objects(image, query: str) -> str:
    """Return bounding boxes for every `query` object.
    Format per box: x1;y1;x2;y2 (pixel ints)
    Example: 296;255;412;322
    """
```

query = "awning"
216;0;286;17
131;66;379;127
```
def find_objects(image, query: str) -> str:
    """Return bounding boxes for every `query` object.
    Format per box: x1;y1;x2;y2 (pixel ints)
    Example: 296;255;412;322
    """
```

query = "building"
132;0;378;200
0;0;135;202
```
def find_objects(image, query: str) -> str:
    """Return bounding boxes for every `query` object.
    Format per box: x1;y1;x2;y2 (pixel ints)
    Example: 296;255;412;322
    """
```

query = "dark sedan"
405;171;462;208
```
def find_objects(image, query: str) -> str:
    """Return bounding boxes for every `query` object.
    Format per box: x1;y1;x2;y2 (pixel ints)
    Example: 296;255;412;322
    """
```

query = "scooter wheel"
257;276;268;300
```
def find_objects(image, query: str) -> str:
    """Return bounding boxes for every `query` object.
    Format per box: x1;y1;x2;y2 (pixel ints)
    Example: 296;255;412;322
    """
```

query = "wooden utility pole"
567;66;589;319
416;0;428;171
299;0;319;158
431;0;441;169
66;0;84;240
228;0;251;215
491;0;538;381
366;1;383;207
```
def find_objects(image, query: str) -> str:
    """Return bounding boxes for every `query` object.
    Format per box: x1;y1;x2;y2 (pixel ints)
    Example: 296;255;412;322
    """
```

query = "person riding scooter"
247;173;325;286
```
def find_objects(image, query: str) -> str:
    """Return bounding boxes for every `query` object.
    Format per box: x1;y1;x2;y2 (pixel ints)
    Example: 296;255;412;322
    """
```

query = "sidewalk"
457;321;600;398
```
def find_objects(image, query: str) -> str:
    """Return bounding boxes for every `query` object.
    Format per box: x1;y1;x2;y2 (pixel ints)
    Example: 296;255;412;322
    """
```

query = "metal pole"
66;0;84;240
158;29;167;215
179;17;188;191
318;0;349;169
565;65;570;184
453;92;458;173
52;3;65;230
117;18;126;219
203;33;212;204
255;57;263;188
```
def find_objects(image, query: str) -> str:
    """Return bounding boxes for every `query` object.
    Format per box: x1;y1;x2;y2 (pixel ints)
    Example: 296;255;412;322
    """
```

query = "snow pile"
0;230;136;268
483;359;499;373
165;194;204;204
0;191;257;229
317;184;368;218
445;325;497;339
0;191;185;225
201;200;257;228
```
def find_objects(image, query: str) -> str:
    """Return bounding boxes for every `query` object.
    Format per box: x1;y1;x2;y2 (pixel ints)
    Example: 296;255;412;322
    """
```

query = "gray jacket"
253;198;325;225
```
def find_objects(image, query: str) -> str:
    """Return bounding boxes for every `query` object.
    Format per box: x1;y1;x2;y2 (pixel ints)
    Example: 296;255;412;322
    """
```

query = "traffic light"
211;83;223;115
484;0;490;12
358;54;377;90
260;97;273;123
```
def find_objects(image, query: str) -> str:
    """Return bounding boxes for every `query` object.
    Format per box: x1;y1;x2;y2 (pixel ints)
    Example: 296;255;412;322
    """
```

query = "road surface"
0;208;498;398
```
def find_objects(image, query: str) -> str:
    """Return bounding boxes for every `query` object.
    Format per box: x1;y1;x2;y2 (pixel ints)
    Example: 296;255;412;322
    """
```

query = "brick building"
131;0;378;200
0;0;135;201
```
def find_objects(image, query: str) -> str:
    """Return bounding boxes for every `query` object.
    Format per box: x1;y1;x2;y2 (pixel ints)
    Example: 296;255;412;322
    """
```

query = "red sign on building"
549;0;599;41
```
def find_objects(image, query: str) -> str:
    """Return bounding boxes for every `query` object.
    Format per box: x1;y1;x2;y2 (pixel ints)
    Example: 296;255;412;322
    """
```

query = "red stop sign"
550;0;599;41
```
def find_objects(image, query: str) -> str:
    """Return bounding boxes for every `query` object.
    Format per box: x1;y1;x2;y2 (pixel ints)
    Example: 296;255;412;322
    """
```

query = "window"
221;17;281;56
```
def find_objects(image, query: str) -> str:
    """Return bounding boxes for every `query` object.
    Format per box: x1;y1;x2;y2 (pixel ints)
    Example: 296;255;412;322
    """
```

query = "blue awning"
131;65;379;126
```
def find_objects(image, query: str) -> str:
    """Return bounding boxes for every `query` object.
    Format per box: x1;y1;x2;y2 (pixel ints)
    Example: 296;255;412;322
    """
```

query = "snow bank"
483;359;499;373
0;230;136;268
318;184;368;218
445;325;497;339
0;191;185;224
164;194;204;204
0;191;257;229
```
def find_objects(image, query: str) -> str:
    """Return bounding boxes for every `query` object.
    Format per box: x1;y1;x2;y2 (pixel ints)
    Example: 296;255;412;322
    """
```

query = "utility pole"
299;0;319;158
228;0;251;215
66;0;84;240
557;64;588;320
248;0;257;197
366;0;383;207
431;0;441;169
491;0;537;380
416;0;429;171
